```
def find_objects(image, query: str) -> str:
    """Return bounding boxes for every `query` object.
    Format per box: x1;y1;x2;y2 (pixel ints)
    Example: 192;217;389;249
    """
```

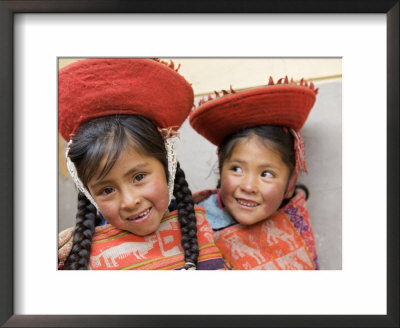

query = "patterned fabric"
58;206;226;270
194;189;319;270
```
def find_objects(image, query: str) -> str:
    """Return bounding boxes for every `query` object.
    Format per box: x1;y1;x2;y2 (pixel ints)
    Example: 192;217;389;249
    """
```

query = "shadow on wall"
58;80;342;270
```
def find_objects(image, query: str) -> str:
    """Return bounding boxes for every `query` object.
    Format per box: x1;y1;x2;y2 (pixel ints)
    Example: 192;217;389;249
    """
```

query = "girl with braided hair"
189;76;319;270
58;58;226;270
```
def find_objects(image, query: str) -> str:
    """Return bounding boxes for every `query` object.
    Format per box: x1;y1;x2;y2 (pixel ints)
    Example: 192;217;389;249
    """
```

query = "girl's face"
220;136;291;225
88;145;169;236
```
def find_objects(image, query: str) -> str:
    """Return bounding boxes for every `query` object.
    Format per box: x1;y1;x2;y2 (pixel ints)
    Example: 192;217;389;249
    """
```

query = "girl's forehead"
227;137;290;170
92;139;139;177
226;135;288;166
103;140;146;162
233;135;278;153
93;145;158;180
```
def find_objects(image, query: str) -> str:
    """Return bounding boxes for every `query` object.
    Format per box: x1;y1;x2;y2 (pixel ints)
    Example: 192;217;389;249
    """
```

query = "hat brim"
189;85;316;146
59;58;194;141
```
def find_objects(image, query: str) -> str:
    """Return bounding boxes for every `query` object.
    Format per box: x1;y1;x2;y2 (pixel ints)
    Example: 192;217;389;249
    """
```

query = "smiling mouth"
235;198;260;208
127;207;152;224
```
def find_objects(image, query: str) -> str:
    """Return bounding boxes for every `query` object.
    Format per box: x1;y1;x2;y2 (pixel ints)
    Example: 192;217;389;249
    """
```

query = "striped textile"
58;206;226;270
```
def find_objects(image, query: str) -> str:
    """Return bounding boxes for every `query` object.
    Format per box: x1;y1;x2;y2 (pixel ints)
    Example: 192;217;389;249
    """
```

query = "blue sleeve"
198;194;237;231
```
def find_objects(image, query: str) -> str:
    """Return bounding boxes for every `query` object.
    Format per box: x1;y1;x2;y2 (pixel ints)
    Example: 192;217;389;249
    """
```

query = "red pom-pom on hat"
58;58;194;141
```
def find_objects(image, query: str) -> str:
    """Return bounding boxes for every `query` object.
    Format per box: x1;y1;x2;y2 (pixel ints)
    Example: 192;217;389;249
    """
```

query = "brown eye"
102;187;114;195
261;171;274;178
230;166;242;173
134;173;145;182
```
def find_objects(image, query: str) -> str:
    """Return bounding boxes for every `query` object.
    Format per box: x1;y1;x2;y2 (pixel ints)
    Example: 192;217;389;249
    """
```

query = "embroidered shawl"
194;189;319;270
58;206;226;270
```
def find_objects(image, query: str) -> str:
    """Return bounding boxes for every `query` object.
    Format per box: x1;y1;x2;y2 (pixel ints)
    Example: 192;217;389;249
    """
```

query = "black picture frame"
0;1;398;327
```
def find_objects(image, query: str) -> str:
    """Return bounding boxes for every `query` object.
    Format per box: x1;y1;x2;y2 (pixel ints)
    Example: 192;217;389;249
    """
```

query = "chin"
130;222;159;236
232;215;255;226
131;227;156;237
238;219;257;226
234;211;269;226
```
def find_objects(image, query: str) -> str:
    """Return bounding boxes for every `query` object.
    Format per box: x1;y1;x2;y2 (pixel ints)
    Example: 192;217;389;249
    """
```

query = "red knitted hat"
189;77;318;146
58;58;194;141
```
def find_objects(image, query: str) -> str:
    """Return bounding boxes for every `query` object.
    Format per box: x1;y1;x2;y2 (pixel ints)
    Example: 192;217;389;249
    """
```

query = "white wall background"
58;58;342;270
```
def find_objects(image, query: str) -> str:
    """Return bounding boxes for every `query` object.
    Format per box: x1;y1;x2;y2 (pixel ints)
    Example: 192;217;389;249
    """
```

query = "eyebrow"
229;159;246;164
228;159;279;170
90;163;149;190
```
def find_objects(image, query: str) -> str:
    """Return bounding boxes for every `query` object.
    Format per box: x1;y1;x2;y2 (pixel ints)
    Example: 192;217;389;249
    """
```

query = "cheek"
220;172;237;201
97;202;119;224
146;178;170;211
260;184;287;205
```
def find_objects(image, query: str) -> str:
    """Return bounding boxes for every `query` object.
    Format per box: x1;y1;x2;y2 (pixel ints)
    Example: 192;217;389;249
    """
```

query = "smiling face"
88;144;170;236
220;135;291;225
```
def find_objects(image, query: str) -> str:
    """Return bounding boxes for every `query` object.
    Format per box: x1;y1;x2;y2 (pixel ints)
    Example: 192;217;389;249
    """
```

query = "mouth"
235;198;260;209
126;207;152;224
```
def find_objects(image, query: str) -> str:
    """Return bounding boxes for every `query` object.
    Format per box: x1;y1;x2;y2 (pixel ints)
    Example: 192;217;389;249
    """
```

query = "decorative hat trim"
157;126;180;140
151;58;181;73
193;76;318;111
289;128;308;174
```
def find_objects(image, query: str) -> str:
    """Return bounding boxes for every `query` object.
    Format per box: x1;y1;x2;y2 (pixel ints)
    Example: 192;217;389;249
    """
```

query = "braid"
173;162;199;269
63;192;97;270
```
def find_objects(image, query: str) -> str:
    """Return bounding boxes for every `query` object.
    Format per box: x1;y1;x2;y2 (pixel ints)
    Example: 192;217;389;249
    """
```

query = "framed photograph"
1;1;398;327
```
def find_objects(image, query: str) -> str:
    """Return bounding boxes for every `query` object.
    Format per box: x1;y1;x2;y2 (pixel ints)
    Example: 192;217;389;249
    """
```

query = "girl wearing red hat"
58;58;226;270
189;77;319;270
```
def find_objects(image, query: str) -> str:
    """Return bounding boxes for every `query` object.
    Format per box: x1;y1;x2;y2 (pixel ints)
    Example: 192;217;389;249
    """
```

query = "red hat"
58;58;194;141
189;76;318;147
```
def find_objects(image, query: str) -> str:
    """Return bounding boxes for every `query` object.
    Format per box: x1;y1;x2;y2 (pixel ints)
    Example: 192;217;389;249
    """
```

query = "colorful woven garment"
58;206;226;270
194;189;318;270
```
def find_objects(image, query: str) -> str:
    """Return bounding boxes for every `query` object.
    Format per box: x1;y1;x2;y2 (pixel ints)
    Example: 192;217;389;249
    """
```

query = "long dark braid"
173;162;199;269
62;192;97;270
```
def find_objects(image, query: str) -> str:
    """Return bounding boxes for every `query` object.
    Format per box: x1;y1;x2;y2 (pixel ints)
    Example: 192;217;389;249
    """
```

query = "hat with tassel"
189;76;318;180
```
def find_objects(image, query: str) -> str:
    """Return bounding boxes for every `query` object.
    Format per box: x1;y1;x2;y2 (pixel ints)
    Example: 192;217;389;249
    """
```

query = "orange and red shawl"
193;189;319;270
58;206;226;270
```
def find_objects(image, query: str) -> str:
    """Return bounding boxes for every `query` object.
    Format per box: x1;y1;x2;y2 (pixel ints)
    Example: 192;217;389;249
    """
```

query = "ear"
284;171;298;199
284;186;295;199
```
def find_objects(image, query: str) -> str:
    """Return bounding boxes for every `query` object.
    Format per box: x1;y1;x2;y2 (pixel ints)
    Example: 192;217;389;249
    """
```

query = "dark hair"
62;115;199;270
217;125;308;201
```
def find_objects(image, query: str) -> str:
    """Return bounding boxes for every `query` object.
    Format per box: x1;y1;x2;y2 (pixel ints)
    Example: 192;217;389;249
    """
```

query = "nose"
240;174;257;193
120;188;141;211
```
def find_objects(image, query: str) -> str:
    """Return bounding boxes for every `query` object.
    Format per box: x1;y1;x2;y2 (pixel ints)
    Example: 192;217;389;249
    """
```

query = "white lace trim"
65;140;99;211
164;132;179;204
